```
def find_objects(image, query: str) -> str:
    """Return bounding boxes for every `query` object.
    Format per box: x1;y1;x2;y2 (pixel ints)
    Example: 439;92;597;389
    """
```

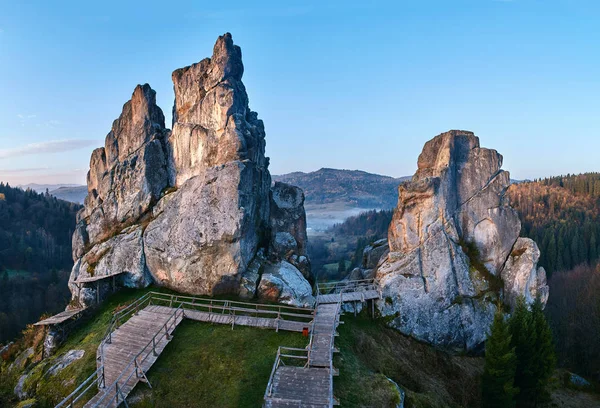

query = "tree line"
508;173;600;276
0;183;80;343
482;298;556;408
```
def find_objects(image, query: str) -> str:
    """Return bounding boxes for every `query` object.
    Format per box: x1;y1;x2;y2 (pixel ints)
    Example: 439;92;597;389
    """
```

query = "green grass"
128;321;306;408
1;286;175;407
334;312;484;408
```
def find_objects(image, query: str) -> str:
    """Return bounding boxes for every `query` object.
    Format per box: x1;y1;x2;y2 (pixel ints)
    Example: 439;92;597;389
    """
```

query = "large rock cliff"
376;130;548;351
69;34;312;308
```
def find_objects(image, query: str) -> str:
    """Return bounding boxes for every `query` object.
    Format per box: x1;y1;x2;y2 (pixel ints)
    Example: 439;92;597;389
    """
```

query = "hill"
0;183;81;343
16;184;82;194
48;186;87;204
273;168;407;232
273;168;407;208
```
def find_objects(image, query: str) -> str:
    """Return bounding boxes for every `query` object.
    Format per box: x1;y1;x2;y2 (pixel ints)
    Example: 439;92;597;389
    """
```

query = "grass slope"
335;313;484;408
3;288;598;408
128;321;306;408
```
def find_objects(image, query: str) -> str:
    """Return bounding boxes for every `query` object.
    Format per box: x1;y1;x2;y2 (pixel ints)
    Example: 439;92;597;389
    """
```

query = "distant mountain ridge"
273;168;409;209
16;183;87;204
49;186;88;204
17;183;82;193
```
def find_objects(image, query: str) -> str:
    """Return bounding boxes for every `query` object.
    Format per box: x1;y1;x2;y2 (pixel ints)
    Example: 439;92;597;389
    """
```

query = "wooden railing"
89;306;184;408
147;291;315;329
263;346;310;402
315;278;379;296
56;293;154;408
56;291;315;408
264;298;342;408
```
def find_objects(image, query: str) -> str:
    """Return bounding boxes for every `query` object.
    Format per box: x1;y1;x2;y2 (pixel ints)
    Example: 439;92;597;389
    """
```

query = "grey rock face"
45;350;85;377
69;33;311;307
501;238;549;309
269;181;310;277
377;130;547;351
257;261;314;308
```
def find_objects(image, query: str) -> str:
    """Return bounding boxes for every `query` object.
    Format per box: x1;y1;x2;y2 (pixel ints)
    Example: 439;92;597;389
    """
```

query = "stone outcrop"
376;130;549;351
69;33;311;308
269;182;310;277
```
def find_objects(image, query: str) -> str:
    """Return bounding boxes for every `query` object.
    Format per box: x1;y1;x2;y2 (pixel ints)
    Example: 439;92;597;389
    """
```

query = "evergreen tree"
509;297;537;407
482;306;518;408
530;298;556;407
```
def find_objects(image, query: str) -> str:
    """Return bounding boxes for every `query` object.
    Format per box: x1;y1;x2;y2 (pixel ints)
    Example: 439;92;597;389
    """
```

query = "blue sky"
0;0;598;185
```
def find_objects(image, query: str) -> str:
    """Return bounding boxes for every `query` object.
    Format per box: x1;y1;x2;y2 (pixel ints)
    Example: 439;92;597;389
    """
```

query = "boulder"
45;350;85;377
269;181;310;277
363;238;389;270
257;261;314;307
501;238;549;309
377;130;547;351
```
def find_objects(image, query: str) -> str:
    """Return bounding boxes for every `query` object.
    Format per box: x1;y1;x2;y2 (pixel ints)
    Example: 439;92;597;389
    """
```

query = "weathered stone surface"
377;130;547;351
68;33;311;307
269;181;310;277
14;374;29;400
144;162;268;295
238;250;265;299
45;350;85;377
9;347;33;373
69;226;149;307
257;261;314;307
363;239;389;270
80;84;170;245
501;238;549;309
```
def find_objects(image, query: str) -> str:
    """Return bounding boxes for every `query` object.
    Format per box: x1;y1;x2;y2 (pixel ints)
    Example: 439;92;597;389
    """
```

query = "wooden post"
371;299;375;319
165;324;170;340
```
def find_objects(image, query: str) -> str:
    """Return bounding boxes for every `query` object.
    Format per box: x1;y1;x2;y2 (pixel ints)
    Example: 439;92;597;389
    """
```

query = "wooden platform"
316;289;380;305
34;308;85;326
151;305;311;333
308;303;340;367
84;306;182;408
82;300;314;408
264;302;341;407
264;366;333;408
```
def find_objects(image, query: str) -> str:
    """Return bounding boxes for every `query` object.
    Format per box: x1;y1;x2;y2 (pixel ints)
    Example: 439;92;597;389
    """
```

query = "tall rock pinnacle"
376;130;549;351
69;34;312;308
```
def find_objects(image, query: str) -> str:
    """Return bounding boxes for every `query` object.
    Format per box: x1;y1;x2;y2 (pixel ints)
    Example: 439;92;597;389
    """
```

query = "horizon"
1;0;599;185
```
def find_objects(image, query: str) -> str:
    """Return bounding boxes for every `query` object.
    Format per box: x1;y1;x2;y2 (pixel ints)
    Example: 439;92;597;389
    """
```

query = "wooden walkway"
84;306;183;407
316;290;380;305
58;292;315;408
264;279;381;407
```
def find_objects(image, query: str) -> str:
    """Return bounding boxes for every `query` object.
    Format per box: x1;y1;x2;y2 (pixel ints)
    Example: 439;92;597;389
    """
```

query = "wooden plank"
34;308;85;326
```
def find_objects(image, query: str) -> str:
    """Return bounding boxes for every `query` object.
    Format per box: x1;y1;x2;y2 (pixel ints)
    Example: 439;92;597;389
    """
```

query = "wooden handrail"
58;290;317;408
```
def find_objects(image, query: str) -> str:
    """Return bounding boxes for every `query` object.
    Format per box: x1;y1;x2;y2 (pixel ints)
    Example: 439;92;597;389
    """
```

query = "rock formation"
376;130;548;351
69;33;312;308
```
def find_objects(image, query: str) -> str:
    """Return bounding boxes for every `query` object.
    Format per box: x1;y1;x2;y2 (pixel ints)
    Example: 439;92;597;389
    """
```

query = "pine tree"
530;298;556;407
509;297;537;407
482;306;518;408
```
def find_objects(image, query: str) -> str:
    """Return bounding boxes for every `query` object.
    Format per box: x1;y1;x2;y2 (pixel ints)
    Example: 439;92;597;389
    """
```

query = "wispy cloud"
0;139;96;159
0;167;50;174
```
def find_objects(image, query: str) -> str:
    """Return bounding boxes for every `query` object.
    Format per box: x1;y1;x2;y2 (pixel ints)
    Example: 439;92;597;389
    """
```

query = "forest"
0;183;80;343
307;209;393;281
508;173;600;276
